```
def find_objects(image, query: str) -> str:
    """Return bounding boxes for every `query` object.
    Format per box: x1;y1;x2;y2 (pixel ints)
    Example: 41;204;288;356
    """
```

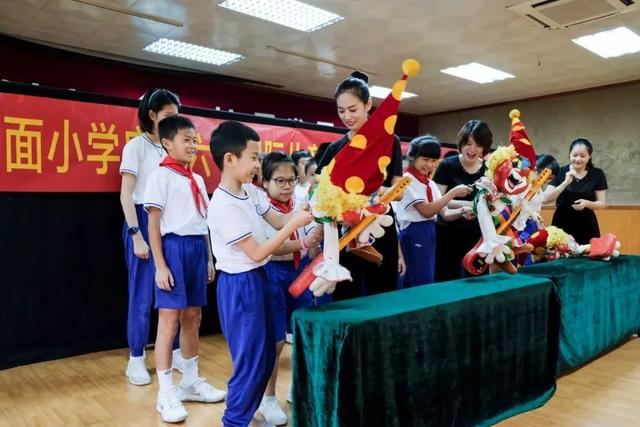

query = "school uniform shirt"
262;198;317;262
396;172;442;231
293;182;311;206
119;134;167;204
143;167;208;236
208;183;272;274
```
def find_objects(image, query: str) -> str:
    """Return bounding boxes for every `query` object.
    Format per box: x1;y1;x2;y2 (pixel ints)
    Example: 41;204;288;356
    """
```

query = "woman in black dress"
432;120;493;282
317;71;403;300
544;138;608;244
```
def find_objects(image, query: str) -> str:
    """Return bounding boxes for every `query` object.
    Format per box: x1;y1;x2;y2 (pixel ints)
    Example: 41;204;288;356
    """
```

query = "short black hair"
291;150;311;166
158;115;194;142
209;120;260;170
408;134;441;160
262;151;296;181
456;120;493;155
138;88;180;133
536;153;560;177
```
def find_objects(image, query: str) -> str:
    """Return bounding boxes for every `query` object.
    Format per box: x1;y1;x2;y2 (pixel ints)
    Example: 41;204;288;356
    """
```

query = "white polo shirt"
293;182;311;207
262;198;317;262
396;172;442;231
143;167;209;236
119;134;166;204
208;183;272;274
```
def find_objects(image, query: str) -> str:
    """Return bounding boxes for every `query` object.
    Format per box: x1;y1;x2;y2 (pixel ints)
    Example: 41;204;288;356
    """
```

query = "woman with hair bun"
316;71;404;299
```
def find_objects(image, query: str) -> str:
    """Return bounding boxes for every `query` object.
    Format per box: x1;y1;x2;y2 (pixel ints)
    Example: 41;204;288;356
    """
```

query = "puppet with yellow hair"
288;59;419;298
463;110;538;274
464;110;621;275
525;225;620;262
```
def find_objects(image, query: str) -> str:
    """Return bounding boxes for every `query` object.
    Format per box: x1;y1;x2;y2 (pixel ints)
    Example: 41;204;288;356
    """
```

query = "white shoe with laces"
125;355;151;386
157;387;188;423
178;377;227;403
259;396;288;425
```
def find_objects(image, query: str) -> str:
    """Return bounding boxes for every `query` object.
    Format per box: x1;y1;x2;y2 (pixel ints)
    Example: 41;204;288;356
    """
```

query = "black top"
316;134;403;187
550;165;608;207
432;155;486;201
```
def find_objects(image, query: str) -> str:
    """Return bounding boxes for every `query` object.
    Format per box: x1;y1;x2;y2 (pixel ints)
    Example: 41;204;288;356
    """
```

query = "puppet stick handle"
338;176;412;249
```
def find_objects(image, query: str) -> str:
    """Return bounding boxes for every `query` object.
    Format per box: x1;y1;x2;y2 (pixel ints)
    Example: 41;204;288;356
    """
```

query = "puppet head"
486;145;530;195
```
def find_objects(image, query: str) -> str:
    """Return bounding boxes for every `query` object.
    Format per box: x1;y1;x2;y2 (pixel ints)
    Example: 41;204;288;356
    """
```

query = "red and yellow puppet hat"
315;59;420;220
509;109;537;168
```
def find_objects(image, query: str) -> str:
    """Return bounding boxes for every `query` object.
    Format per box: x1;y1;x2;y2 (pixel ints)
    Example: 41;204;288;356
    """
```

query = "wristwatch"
127;225;140;235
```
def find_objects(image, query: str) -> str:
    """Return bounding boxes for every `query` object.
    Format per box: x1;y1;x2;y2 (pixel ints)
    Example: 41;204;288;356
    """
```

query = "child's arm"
413;184;472;219
120;174;150;259
440;206;472;221
147;207;174;290
272;224;323;256
264;208;307;230
204;233;215;283
237;210;313;262
398;241;406;276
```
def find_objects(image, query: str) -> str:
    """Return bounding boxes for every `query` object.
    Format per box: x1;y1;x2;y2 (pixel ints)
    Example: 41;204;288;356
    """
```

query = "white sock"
262;394;276;404
129;354;144;362
172;349;183;362
157;368;173;393
182;356;199;386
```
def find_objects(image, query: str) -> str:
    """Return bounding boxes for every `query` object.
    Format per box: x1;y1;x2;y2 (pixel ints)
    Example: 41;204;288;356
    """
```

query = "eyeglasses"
270;177;298;188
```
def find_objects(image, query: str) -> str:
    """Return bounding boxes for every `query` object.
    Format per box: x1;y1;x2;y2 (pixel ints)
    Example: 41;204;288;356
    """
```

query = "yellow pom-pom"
314;169;369;221
402;59;421;77
509;109;520;120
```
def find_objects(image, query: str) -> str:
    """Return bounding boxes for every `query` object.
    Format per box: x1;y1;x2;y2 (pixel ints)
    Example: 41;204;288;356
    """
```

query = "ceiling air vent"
507;0;637;29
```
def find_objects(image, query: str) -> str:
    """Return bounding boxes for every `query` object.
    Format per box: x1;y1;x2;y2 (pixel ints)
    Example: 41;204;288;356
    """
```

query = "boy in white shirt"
145;115;226;423
397;135;472;286
208;121;312;427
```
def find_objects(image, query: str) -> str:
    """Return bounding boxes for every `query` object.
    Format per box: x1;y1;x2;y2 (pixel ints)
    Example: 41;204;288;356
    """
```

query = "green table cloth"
291;273;559;427
520;255;640;374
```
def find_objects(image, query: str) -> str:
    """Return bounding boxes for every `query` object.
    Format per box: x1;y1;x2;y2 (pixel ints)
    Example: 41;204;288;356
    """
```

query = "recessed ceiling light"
219;0;343;32
572;26;640;59
369;85;418;100
143;38;243;66
440;62;515;84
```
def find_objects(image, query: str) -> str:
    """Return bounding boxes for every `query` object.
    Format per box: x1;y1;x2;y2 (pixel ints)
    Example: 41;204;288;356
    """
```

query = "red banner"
0;93;342;193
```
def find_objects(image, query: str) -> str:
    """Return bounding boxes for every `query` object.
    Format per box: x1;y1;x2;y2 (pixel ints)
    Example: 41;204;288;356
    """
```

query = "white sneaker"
172;349;185;374
157;388;188;423
178;377;226;403
286;383;293;403
259;397;288;425
125;355;151;386
285;333;293;344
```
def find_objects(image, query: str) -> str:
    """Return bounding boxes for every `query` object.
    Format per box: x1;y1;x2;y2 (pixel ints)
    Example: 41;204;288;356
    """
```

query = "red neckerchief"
160;157;208;218
406;166;433;202
268;196;301;269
